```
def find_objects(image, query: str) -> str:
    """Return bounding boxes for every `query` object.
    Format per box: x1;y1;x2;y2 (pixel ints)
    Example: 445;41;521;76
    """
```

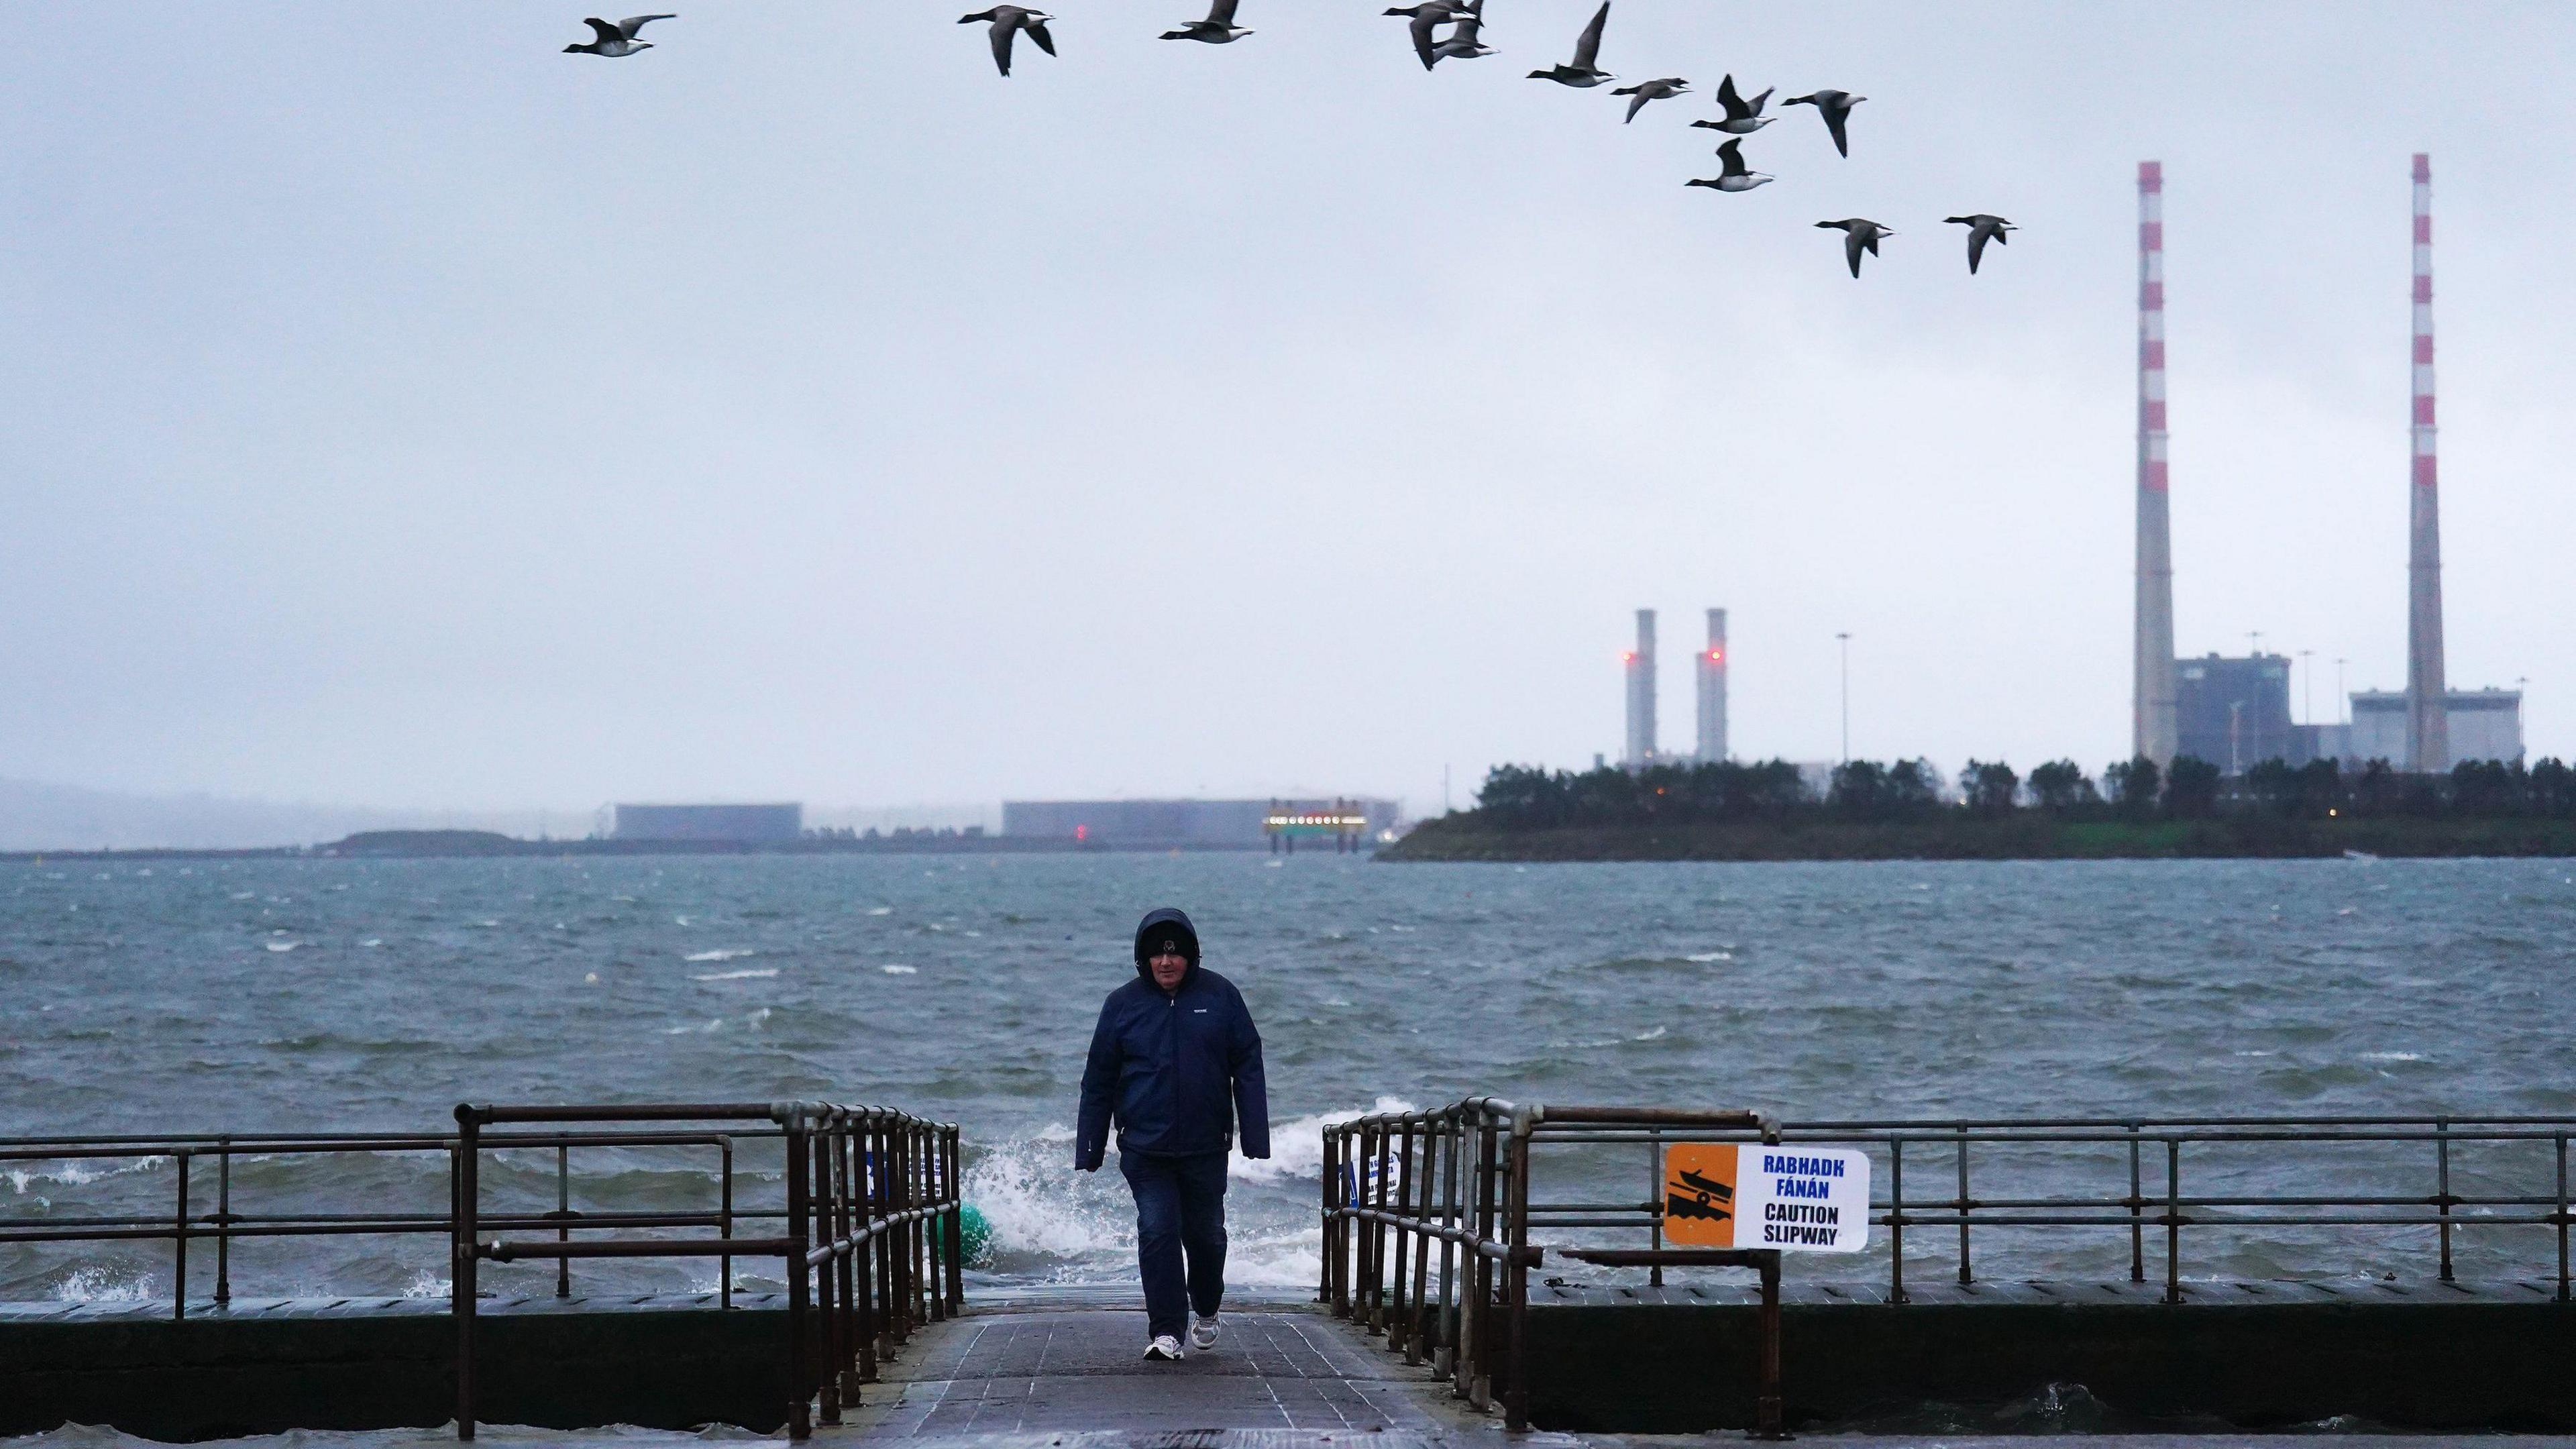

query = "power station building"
2331;690;2525;768
2175;654;2296;774
1002;798;1401;850
613;803;803;843
2132;155;2524;775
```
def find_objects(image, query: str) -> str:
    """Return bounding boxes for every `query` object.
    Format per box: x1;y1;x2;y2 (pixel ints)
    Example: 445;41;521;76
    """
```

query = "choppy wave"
682;949;755;964
690;968;778;981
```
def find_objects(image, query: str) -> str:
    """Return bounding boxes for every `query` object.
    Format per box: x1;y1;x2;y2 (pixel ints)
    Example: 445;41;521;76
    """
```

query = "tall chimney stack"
1696;608;1729;763
1623;609;1658;767
2404;152;2450;773
2133;161;2179;767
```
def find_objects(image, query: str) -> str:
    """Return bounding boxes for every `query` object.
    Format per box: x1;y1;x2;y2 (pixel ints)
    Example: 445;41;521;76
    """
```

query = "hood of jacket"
1132;906;1201;987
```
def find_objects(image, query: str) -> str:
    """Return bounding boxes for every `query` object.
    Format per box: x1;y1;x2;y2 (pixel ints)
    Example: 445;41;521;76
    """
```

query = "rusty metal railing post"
1320;1126;1340;1308
1504;1112;1534;1434
719;1135;735;1309
945;1126;965;1313
555;1144;572;1299
1955;1124;1972;1285
2557;1133;2569;1303
1647;1128;1664;1288
1888;1136;1907;1305
1483;1103;1504;1413
453;1106;482;1442
172;1149;191;1321
2127;1123;2145;1283
859;1118;879;1384
783;1106;812;1441
2163;1136;2183;1305
1436;1110;1460;1379
850;1119;870;1392
1393;1118;1417;1360
214;1139;231;1307
1411;1118;1436;1366
874;1121;896;1358
2436;1115;2455;1283
816;1126;842;1427
1754;1249;1786;1440
915;1122;933;1328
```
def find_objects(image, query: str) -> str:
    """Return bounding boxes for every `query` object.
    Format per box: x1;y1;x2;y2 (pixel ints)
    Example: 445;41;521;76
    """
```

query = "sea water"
5;853;2573;1305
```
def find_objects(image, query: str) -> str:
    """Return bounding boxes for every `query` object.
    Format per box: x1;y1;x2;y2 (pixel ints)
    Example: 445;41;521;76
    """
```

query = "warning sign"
1660;1143;1871;1253
1660;1142;1741;1246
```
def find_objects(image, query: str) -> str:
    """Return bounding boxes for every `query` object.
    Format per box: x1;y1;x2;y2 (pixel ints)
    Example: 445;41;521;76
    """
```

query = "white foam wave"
264;941;299;953
684;949;755;963
881;964;918;975
867;906;894;916
7;1157;160;1195
692;967;778;981
1632;1026;1668;1041
53;1267;154;1302
403;1270;451;1299
1684;951;1733;963
1235;1097;1416;1185
2361;1051;2428;1062
965;1134;1130;1261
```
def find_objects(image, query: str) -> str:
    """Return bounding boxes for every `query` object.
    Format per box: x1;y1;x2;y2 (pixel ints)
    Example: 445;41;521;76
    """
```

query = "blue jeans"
1119;1150;1228;1340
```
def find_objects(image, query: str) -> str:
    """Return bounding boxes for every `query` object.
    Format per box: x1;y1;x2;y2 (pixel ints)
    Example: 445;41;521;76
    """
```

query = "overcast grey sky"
2;3;2569;818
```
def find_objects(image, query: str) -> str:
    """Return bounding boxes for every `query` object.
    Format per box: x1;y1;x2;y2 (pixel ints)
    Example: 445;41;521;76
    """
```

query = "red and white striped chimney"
2132;160;2178;765
2404;152;2449;771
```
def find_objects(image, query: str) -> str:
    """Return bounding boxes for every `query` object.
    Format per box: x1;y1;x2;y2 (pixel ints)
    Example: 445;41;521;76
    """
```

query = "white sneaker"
1190;1314;1222;1350
1144;1334;1185;1361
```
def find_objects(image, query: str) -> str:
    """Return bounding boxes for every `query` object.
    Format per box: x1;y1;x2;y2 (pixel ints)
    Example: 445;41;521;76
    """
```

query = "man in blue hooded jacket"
1077;907;1269;1361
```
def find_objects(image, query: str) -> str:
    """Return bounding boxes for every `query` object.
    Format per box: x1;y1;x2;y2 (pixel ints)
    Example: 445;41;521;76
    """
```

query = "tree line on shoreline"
1464;754;2576;828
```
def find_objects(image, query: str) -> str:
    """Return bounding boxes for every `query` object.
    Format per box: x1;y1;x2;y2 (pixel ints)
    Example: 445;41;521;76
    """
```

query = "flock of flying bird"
563;3;2017;279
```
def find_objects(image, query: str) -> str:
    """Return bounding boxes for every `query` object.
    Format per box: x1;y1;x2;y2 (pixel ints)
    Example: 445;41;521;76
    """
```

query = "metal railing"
2;1099;963;1442
1322;1102;2576;1432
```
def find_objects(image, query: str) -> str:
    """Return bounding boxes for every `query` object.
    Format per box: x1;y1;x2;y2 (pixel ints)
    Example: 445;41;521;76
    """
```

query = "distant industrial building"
613;803;803;843
2176;654;2296;774
2328;689;2524;767
1002;798;1402;850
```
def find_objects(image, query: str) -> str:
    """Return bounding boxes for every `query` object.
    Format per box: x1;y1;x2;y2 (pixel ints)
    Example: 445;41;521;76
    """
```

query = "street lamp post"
1836;632;1852;764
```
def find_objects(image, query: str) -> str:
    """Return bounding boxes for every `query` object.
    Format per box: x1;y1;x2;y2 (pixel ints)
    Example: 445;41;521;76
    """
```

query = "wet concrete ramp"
841;1305;1463;1439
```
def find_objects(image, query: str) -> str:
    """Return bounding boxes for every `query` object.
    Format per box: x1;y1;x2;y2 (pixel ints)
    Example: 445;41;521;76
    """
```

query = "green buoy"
957;1203;994;1267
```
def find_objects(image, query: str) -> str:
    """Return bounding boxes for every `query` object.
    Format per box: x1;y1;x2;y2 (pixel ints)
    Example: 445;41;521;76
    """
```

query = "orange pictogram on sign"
1660;1142;1739;1247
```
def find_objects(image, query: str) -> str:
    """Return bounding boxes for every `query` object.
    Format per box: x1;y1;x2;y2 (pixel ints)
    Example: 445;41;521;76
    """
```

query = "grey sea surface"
5;854;2574;1307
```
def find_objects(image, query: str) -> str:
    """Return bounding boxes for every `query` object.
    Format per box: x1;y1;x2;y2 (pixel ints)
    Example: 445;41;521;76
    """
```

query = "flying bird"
1527;1;1613;87
1945;214;2017;274
1431;0;1493;64
961;7;1055;76
1612;77;1690;124
1690;74;1774;135
562;15;673;57
1784;90;1864;157
1685;138;1772;193
1163;0;1250;44
1385;3;1471;72
1817;218;1894;277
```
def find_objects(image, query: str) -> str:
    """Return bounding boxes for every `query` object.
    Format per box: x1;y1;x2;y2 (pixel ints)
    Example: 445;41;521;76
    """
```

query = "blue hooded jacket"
1075;907;1269;1169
